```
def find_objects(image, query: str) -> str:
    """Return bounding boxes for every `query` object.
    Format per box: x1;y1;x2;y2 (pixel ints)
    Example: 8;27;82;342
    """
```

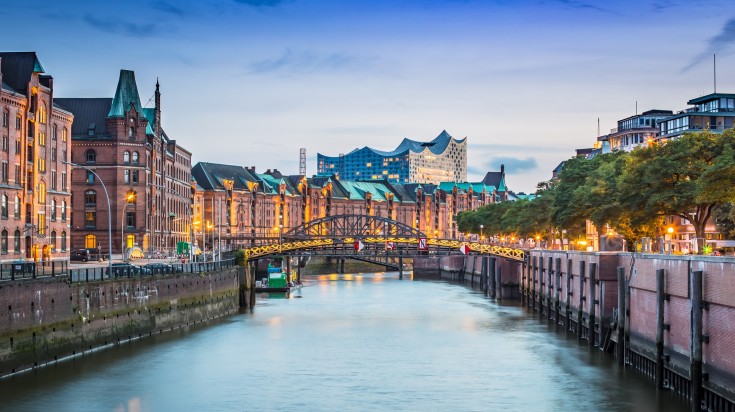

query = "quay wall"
0;268;241;377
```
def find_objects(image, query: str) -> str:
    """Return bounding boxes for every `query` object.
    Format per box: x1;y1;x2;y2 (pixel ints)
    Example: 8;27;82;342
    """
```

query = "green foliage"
234;249;246;266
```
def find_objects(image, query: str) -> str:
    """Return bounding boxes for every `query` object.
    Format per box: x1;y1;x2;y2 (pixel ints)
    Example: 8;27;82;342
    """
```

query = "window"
1;136;7;152
51;171;57;190
86;171;94;184
62;149;67;161
14;196;20;219
51;199;57;220
62;128;67;142
1;230;6;253
38;104;47;124
1;195;6;218
50;231;57;251
14;230;20;253
51;149;56;161
124;151;130;163
84;234;97;248
129;126;134;138
61;200;67;221
37;213;45;236
52;124;57;141
132;170;139;184
1;162;7;183
2;110;8;128
86;149;96;163
39;132;46;146
15;139;20;154
126;211;135;228
15;116;21;130
85;190;96;207
124;169;130;184
61;171;67;191
37;157;45;173
132;152;139;164
126;234;135;249
84;211;96;228
61;231;67;251
38;181;46;204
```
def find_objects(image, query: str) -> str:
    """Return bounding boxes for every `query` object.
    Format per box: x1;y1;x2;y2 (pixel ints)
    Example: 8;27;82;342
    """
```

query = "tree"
619;130;735;251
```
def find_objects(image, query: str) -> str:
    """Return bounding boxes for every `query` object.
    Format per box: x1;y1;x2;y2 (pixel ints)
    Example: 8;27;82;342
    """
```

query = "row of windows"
85;150;140;164
1;110;68;140
0;230;67;253
0;195;67;220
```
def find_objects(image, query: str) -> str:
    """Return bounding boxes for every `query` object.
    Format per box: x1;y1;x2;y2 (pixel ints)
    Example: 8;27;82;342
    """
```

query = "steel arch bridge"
241;214;525;262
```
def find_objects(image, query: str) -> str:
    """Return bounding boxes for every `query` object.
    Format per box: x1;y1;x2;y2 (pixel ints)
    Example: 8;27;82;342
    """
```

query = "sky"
2;0;735;193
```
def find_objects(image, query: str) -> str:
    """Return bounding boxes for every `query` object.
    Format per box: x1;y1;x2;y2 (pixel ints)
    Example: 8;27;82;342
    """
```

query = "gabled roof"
108;70;144;118
438;181;496;194
481;171;506;192
192;162;260;191
55;98;112;138
0;52;44;94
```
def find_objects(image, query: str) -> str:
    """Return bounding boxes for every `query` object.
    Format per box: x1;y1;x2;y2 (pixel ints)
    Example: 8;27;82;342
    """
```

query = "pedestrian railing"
0;259;236;283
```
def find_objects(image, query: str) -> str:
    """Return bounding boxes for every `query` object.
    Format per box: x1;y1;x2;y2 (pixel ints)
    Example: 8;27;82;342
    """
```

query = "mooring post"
577;260;585;341
480;256;487;292
616;266;626;366
589;263;597;347
555;258;562;322
496;265;502;301
539;257;545;314
566;258;572;329
530;256;537;309
398;256;403;279
655;268;666;390
297;258;302;282
547;256;553;320
690;269;703;411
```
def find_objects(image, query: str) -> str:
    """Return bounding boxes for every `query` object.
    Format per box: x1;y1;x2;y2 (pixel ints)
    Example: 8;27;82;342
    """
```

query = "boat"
256;265;301;292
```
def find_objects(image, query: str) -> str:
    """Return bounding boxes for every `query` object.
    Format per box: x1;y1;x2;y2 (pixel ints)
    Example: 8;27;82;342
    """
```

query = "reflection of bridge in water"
241;215;525;273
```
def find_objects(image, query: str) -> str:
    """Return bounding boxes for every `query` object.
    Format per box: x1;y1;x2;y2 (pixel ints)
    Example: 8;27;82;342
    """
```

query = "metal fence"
0;259;236;283
0;261;69;281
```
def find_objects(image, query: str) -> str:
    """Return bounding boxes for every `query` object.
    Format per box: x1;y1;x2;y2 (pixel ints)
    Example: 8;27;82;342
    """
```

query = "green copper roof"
142;107;155;135
438;182;497;194
33;56;45;73
108;70;143;118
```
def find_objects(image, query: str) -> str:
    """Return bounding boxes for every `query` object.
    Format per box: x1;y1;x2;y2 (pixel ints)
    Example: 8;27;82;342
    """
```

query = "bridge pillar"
489;257;497;299
398;257;403;279
480;257;488;295
495;264;502;301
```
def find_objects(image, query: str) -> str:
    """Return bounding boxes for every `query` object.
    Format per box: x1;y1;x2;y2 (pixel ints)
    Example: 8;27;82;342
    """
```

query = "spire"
154;77;161;139
108;69;143;118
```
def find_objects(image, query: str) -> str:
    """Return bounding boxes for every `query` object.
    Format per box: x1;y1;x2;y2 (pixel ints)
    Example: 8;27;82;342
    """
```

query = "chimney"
500;164;505;174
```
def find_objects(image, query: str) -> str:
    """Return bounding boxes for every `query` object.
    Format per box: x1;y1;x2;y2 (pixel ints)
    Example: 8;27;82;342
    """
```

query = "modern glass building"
317;130;467;184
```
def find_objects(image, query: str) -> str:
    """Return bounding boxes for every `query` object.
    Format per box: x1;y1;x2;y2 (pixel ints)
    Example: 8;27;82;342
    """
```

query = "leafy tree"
713;203;735;239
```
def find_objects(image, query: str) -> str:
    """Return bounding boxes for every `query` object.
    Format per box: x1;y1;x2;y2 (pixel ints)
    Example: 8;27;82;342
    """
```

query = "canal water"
0;272;687;412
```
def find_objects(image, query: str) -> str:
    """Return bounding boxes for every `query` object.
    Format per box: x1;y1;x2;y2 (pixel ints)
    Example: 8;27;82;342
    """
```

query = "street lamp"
480;224;484;243
63;161;113;274
667;226;674;254
121;193;135;261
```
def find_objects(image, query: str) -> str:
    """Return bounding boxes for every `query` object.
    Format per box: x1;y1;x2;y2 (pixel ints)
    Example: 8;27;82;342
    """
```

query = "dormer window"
88;122;96;137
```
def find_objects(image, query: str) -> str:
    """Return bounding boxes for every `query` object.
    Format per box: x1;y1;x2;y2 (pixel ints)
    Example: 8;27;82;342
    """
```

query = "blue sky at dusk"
2;0;734;192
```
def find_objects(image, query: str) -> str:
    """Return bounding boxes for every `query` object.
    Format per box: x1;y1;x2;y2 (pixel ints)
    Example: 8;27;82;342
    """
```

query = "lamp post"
278;224;283;253
121;193;135;261
667;226;674;254
63;161;112;274
480;224;484;244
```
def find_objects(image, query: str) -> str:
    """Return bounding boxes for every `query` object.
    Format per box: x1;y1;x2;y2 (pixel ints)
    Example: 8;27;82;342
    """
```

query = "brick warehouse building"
0;52;73;263
57;70;192;256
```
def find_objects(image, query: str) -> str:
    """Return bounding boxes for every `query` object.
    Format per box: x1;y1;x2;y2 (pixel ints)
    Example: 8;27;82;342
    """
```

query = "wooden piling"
616;266;626;366
539;257;545;314
480;256;488;293
496;265;502;301
566;258;572;329
554;257;562;322
690;270;703;411
577;260;585;341
589;262;597;348
398;257;403;279
530;256;537;310
547;256;553;320
655;268;665;390
490;257;497;299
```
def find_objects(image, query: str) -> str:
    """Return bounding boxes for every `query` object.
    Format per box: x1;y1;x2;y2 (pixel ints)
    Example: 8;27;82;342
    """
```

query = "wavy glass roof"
329;130;465;158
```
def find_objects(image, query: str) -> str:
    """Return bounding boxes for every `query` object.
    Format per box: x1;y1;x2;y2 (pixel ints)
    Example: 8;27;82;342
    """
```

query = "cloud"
546;0;618;14
248;49;357;74
471;142;570;153
151;1;185;17
467;165;486;175
83;15;166;38
485;156;538;173
683;17;735;71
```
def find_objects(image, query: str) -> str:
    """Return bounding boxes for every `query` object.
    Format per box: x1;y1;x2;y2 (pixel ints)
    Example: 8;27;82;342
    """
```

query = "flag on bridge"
385;241;395;251
459;244;470;255
354;240;365;252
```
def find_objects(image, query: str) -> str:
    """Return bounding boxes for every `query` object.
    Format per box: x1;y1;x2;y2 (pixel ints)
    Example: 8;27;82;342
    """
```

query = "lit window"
85;234;97;248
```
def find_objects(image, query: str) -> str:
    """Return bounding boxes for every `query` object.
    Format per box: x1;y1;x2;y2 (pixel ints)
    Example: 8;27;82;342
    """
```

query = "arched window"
14;195;20;219
14;230;20;253
1;194;7;218
132;152;139;165
86;149;96;163
50;231;57;251
38;182;46;204
129;126;134;138
1;230;7;253
51;199;57;220
85;190;96;207
123;151;130;163
61;231;67;251
62;127;67;142
61;200;67;221
86;171;95;184
85;234;97;248
38;103;47;124
53;124;58;141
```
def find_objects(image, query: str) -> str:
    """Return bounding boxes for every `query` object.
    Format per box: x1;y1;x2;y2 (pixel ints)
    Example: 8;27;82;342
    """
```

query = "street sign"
385;241;395;251
354;240;365;252
417;237;428;251
459;244;470;255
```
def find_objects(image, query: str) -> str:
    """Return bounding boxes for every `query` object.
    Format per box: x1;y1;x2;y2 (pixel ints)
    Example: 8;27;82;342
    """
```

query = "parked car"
70;249;91;262
107;262;150;277
143;263;174;275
